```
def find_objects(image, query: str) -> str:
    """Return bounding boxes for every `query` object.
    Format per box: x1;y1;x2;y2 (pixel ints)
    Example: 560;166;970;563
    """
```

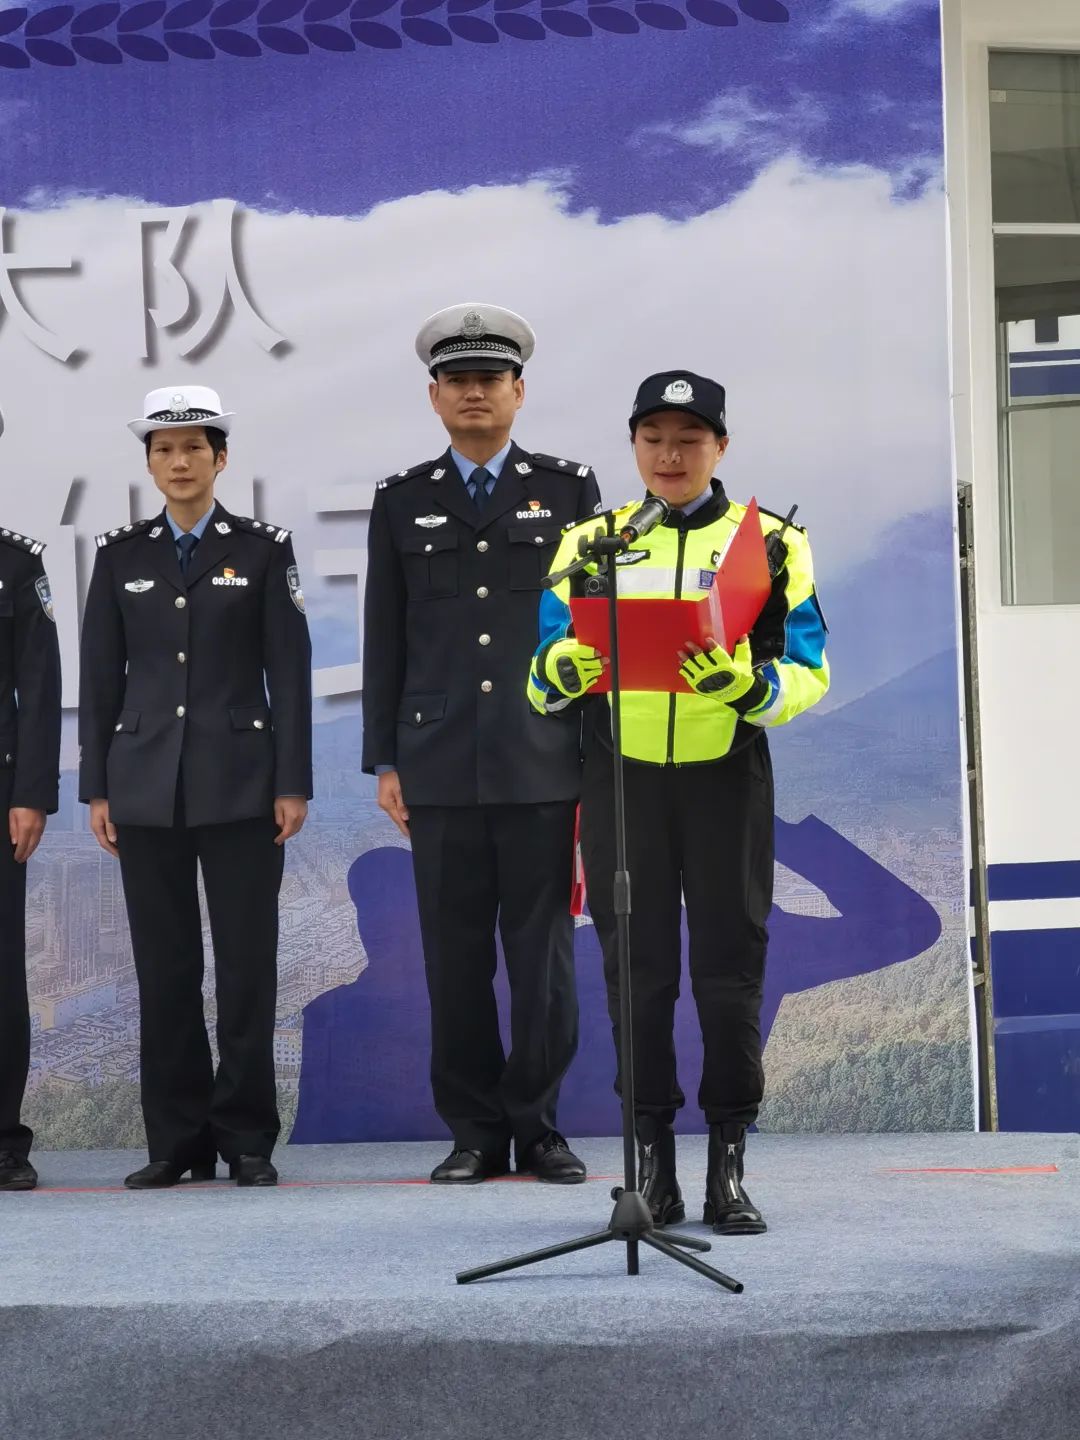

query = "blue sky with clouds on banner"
0;0;952;713
0;0;943;217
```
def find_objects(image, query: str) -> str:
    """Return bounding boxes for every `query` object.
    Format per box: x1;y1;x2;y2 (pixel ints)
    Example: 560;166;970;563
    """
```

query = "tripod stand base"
456;1188;743;1292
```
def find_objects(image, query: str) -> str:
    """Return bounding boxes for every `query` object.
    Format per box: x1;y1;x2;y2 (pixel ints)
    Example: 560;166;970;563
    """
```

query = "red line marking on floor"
880;1165;1059;1175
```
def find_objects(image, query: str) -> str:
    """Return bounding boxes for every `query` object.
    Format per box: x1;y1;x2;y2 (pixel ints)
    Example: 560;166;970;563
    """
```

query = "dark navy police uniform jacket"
362;442;601;807
79;505;312;828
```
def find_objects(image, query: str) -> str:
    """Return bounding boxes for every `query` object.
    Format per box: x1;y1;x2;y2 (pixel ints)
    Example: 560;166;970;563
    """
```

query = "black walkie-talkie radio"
765;504;799;578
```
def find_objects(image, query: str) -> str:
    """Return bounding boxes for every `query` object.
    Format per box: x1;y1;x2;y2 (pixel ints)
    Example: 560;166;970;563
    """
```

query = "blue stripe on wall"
1009;364;1080;398
987;860;1080;901
1010;349;1080;363
991;927;1080;1018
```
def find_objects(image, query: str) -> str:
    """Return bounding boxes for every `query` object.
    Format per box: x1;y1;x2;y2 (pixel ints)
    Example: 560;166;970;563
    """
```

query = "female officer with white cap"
79;386;312;1188
528;370;830;1234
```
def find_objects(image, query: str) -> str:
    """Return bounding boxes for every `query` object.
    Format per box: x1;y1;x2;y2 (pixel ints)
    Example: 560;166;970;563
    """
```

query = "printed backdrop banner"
0;0;974;1147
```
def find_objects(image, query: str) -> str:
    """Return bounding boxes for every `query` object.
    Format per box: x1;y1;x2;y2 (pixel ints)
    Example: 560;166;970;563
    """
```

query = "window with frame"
991;50;1080;604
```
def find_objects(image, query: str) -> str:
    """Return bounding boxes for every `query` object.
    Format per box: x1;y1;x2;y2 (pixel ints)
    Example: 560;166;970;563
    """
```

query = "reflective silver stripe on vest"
612;567;682;595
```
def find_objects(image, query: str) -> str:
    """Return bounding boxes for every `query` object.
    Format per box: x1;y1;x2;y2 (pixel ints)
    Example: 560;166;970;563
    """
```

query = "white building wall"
944;0;1080;867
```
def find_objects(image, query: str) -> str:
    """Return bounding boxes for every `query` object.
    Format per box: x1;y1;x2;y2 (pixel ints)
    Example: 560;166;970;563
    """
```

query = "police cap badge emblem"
661;379;694;405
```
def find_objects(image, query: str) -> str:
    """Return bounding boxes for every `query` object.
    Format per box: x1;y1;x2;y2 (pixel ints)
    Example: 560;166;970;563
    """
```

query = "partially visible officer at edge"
0;521;62;1193
528;370;829;1234
362;304;602;1185
79;386;312;1189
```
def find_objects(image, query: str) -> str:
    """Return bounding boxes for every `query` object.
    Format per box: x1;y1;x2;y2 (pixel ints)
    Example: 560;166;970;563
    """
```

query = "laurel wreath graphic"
0;1;789;67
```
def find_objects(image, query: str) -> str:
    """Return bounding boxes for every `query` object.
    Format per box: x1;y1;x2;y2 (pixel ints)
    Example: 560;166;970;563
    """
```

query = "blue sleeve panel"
782;593;827;671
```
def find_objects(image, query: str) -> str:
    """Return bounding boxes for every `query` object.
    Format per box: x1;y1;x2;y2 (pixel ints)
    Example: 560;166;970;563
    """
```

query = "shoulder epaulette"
377;460;436;491
232;515;292;544
757;504;807;535
95;519;152;549
530;453;595;479
0;526;46;556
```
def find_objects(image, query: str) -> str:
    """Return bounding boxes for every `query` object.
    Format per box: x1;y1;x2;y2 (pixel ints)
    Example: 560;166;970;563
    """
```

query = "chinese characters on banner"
0;200;366;705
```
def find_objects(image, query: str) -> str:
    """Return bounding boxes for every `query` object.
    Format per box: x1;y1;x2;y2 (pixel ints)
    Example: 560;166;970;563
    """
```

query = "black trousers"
116;813;284;1164
579;734;774;1128
0;774;31;1159
408;801;579;1158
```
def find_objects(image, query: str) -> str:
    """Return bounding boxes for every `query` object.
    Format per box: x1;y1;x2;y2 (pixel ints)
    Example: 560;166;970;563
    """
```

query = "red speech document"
569;498;771;694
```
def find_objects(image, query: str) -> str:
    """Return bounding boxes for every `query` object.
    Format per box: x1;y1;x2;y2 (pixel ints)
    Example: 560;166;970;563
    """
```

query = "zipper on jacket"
666;526;688;764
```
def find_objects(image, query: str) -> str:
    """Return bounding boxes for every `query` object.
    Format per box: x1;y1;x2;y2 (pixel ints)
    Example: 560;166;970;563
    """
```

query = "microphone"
618;495;671;545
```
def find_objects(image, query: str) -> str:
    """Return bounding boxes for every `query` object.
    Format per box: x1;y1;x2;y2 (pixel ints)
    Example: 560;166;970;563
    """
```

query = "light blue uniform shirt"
165;501;217;561
676;486;713;520
451;441;512;499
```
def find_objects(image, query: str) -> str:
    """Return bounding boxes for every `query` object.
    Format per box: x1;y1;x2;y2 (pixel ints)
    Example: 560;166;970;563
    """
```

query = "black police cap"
629;371;727;437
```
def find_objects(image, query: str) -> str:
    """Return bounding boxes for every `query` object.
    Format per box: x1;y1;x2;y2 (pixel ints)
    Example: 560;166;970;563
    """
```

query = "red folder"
570;806;586;917
569;497;771;694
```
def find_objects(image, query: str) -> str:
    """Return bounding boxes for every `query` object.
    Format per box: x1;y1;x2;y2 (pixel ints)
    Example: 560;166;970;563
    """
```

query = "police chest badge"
287;565;305;614
35;573;55;622
516;500;552;520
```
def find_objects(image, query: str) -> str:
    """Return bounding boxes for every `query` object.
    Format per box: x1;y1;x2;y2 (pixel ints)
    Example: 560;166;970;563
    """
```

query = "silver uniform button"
175;596;187;609
177;652;186;664
424;544;433;554
478;634;491;646
415;712;421;723
476;586;488;598
480;681;493;694
533;535;544;545
4;753;12;763
176;705;185;718
476;540;489;553
254;719;265;730
114;724;122;733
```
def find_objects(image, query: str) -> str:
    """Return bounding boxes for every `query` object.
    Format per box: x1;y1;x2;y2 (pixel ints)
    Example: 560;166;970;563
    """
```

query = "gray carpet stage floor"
2;1133;1079;1440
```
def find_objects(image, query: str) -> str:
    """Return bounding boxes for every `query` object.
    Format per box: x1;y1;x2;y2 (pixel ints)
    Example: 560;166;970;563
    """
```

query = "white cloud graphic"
0;158;950;699
830;0;936;17
636;87;830;164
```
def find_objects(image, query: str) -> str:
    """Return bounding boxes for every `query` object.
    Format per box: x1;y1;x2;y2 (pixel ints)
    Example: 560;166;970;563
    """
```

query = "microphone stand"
456;523;742;1292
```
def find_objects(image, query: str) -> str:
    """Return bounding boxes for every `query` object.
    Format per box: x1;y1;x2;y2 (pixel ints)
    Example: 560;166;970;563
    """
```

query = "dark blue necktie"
469;466;493;510
177;532;199;576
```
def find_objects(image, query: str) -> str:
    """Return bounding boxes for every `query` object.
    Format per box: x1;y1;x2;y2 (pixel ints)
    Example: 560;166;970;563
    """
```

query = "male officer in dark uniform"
79;386;312;1189
0;526;62;1193
363;304;602;1184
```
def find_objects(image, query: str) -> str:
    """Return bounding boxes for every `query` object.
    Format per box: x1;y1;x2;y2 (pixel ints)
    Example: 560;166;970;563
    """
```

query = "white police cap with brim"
416;303;536;376
128;386;236;442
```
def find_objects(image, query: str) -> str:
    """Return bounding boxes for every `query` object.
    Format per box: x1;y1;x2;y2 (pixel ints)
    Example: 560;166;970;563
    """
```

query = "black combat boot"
636;1116;684;1226
703;1123;766;1235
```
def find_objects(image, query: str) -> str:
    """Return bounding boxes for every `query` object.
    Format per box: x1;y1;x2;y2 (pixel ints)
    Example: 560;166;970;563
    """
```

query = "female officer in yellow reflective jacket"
527;371;829;1235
